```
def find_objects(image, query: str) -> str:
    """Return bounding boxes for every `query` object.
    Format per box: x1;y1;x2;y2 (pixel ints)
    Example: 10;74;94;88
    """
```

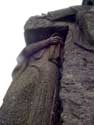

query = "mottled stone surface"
60;19;94;125
77;8;94;46
0;36;64;125
0;1;94;125
82;0;94;5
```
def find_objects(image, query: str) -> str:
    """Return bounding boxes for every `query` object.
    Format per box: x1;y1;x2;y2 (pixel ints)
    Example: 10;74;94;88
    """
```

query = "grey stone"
0;36;65;125
24;6;90;45
0;2;94;125
24;23;68;45
46;6;90;21
60;23;94;125
82;0;94;5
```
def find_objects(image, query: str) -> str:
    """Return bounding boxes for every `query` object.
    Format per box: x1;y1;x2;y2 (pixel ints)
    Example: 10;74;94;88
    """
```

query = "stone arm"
82;0;94;5
17;35;63;65
12;35;63;79
0;35;64;125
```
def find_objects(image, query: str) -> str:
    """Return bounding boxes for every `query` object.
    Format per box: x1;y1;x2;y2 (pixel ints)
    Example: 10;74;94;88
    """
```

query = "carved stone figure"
0;0;94;125
12;35;64;79
24;0;94;124
0;35;65;125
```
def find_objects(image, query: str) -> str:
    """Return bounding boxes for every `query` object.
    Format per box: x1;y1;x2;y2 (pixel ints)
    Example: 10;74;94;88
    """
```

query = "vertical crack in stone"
49;30;68;125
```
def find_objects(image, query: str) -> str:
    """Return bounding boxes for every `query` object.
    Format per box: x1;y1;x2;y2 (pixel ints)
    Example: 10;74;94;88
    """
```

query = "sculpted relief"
0;33;68;125
0;0;94;125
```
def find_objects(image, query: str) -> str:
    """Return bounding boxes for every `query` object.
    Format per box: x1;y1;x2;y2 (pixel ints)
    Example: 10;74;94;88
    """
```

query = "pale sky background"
0;0;82;107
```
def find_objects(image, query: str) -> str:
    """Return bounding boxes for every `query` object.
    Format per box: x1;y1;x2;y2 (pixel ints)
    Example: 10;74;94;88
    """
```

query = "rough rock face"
24;5;94;124
0;36;66;125
0;1;94;125
60;24;94;124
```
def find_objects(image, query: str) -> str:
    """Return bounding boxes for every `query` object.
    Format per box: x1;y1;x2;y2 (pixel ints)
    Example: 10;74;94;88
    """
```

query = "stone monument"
0;0;94;124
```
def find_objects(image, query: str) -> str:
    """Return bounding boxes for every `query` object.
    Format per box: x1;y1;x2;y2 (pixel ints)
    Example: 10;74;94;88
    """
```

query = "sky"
0;0;81;107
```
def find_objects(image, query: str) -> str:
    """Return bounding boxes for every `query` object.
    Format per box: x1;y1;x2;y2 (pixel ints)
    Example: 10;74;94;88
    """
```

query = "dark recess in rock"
50;15;76;23
24;26;69;45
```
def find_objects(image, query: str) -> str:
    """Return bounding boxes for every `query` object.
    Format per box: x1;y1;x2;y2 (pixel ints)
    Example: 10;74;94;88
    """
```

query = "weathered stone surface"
80;10;94;45
24;6;90;30
46;6;91;21
60;16;94;125
24;6;91;45
0;36;65;125
47;7;76;21
74;7;94;52
82;0;94;5
0;1;94;125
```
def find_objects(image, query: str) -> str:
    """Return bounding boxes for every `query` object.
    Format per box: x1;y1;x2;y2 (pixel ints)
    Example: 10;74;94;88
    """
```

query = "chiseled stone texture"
60;24;94;125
